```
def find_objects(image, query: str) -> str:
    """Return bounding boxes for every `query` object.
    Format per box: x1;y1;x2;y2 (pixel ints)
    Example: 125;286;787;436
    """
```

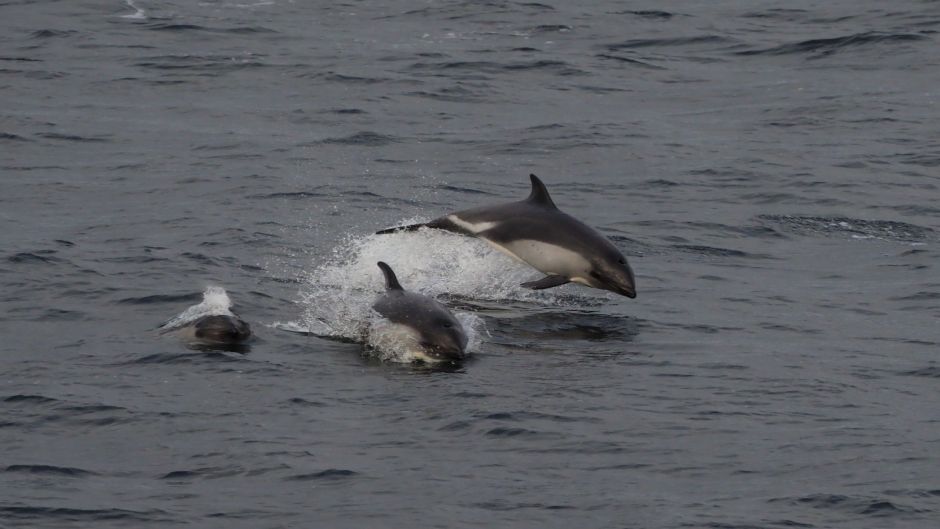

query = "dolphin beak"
438;349;466;362
420;342;467;363
604;279;636;299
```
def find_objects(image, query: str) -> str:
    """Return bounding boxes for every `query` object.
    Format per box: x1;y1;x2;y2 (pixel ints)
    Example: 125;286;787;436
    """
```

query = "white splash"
295;223;605;363
121;0;147;20
160;286;235;332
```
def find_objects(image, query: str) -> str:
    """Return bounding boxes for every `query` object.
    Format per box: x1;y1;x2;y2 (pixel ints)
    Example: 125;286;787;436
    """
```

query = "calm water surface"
2;1;939;527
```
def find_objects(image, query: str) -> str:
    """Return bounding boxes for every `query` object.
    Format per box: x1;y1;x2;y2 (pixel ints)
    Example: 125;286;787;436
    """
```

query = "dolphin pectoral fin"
520;275;570;290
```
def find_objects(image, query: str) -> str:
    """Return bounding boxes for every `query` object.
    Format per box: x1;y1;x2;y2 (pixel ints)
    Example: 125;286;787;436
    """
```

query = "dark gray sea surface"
2;0;939;527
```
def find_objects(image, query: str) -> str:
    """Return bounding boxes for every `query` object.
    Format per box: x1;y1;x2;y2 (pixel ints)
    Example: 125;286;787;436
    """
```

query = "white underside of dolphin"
448;214;594;285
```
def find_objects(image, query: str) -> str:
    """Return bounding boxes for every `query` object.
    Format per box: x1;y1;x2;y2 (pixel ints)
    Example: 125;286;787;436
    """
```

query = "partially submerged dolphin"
372;261;468;363
160;286;252;347
181;314;251;345
377;174;637;298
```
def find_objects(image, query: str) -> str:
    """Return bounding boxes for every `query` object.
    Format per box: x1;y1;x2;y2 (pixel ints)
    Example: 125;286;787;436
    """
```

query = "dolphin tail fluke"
375;223;428;235
520;274;570;290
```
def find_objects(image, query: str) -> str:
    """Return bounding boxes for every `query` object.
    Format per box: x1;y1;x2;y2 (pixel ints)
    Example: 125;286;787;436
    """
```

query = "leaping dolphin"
372;261;468;363
377;174;637;298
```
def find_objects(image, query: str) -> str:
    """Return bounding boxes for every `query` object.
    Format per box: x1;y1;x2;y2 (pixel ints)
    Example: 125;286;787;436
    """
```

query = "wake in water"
295;223;610;363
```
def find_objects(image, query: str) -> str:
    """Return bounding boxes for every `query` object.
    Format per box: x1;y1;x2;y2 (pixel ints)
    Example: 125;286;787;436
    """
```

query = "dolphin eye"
618;258;625;265
442;322;453;328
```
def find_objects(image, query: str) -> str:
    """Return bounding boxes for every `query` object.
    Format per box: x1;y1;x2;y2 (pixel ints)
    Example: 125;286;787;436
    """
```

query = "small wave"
0;132;31;142
741;8;809;21
758;215;935;242
0;506;172;523
119;293;201;305
616;10;676;19
736;32;928;58
409;59;582;75
883;488;940;498
160;466;242;480
899;366;940;378
891;291;940;301
483;410;595;424
3;394;58;404
145;23;207;32
320;131;400;146
7;251;64;264
223;26;277;34
284;469;358;481
30;29;76;39
485;426;559;439
605;35;734;50
35;132;111;143
495;309;637;343
670;244;769;259
141;22;275;34
135;54;267;72
129;351;248;364
891;152;940;168
253;190;327;200
596;54;665;69
321;73;389;84
769;493;923;517
405;85;487;103
436;184;497;196
529;24;571;34
4;464;97;477
283;397;327;407
325;108;366;115
38;308;86;321
473;500;574;511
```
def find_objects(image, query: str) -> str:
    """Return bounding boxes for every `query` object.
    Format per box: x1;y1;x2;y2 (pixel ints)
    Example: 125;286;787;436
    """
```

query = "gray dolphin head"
372;262;468;362
584;242;637;299
191;314;252;344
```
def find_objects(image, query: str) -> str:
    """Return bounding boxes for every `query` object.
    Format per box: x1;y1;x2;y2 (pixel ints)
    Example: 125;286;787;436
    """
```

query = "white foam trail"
296;225;604;363
160;286;235;332
121;0;147;20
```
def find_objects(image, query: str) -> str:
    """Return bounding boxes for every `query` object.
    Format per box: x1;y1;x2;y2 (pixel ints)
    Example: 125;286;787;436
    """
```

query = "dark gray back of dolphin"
192;314;251;344
372;261;468;361
376;174;637;298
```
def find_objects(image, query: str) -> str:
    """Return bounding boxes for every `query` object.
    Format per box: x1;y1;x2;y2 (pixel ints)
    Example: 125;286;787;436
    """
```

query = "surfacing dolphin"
372;261;468;363
160;286;252;348
183;314;251;345
376;174;637;298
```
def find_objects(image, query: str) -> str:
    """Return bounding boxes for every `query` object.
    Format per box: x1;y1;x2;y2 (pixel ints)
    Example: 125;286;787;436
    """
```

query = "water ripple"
737;32;929;58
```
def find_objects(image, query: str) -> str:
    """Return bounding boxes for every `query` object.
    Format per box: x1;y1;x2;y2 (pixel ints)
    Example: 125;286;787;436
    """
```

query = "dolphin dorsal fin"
526;174;556;208
377;261;403;291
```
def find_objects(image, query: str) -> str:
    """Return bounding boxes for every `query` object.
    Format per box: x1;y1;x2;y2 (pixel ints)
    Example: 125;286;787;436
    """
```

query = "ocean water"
2;1;939;527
